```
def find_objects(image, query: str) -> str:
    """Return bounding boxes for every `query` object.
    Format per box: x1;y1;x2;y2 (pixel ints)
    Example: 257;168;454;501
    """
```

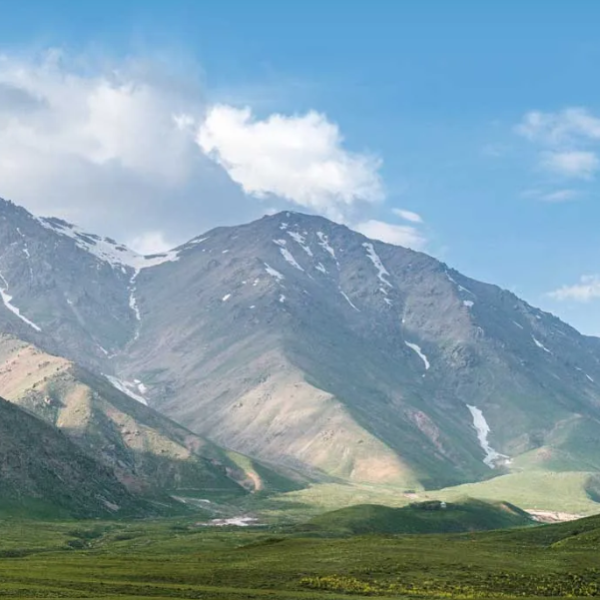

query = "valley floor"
1;511;600;599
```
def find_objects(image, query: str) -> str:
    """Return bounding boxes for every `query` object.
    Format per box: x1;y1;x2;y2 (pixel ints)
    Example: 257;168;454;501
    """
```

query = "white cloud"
0;51;288;250
354;219;426;250
392;208;423;223
197;104;383;219
516;108;600;145
541;151;599;179
522;188;580;202
539;188;580;202
0;50;392;251
516;107;600;185
128;231;174;255
549;275;600;302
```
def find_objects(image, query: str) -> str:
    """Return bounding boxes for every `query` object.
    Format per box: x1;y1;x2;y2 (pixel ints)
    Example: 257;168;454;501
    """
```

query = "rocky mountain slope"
0;394;142;518
2;196;600;494
122;212;600;489
0;334;281;498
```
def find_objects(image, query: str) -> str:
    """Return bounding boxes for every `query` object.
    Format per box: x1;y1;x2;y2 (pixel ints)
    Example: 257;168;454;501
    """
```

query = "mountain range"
1;196;600;514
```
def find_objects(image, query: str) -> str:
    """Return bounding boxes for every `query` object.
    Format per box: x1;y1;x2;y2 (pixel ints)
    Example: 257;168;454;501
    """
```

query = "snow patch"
279;294;286;303
532;336;552;354
340;289;360;311
264;263;284;281
106;375;148;406
287;231;313;256
363;242;392;287
129;270;141;325
512;320;524;330
315;262;328;274
38;217;180;271
463;300;474;308
405;341;430;370
0;271;41;331
575;367;594;383
279;247;304;272
222;294;232;302
316;231;337;261
467;405;509;469
446;271;474;296
15;227;32;274
186;236;208;247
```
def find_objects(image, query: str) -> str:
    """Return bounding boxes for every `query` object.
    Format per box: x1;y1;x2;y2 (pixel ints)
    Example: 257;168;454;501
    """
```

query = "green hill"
304;498;535;534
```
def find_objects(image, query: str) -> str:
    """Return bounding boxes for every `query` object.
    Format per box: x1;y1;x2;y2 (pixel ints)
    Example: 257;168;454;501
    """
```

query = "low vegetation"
0;499;598;598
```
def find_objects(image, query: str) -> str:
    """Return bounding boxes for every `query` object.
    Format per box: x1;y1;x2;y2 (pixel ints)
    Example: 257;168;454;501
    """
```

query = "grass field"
0;504;600;599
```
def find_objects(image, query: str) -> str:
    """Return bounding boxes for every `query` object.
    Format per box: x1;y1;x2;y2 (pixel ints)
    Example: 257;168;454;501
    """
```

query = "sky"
1;1;600;333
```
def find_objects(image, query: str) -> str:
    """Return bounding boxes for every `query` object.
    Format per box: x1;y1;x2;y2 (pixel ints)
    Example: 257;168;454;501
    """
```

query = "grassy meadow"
0;500;599;599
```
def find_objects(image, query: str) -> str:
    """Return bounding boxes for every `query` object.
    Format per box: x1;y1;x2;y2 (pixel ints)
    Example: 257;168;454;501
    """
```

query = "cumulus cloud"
549;275;600;302
392;208;423;223
197;105;384;220
541;151;599;179
354;219;426;250
0;50;269;249
0;50;392;252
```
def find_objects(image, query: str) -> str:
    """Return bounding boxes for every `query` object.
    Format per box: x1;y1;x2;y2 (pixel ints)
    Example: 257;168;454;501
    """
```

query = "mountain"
2;197;600;495
303;498;535;535
0;394;142;518
121;211;600;489
0;333;285;498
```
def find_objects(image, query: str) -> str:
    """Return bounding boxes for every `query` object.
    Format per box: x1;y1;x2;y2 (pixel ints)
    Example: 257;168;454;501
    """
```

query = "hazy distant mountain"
2;196;600;492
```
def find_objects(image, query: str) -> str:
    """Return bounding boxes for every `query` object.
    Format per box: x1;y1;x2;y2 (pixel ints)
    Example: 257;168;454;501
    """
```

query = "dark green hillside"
304;497;535;534
0;396;144;518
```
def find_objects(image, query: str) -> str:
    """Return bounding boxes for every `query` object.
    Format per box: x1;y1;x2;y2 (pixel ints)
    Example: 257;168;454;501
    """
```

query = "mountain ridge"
2;196;600;502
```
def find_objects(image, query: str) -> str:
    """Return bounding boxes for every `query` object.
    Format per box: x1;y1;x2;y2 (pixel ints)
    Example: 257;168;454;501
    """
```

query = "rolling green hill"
304;498;534;535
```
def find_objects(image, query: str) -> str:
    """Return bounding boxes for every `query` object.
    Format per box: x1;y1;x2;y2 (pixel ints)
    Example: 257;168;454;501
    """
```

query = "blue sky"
1;1;600;333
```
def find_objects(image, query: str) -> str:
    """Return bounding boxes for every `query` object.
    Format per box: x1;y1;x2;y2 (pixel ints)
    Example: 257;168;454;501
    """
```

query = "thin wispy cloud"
354;219;426;250
517;108;600;145
517;107;600;182
392;208;423;223
522;188;580;202
541;150;599;180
